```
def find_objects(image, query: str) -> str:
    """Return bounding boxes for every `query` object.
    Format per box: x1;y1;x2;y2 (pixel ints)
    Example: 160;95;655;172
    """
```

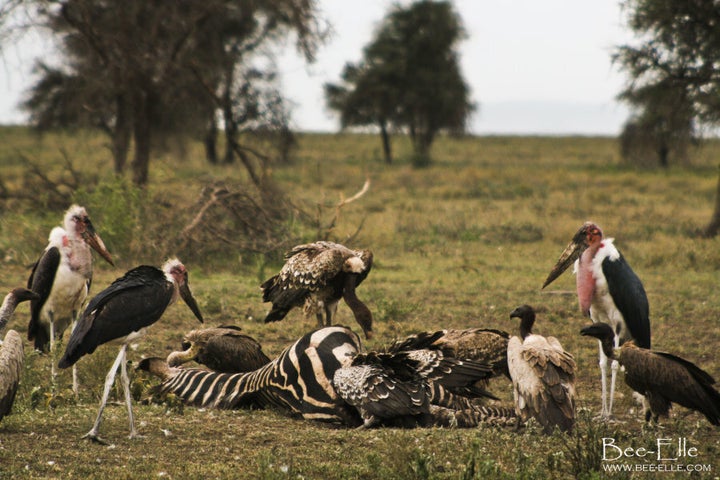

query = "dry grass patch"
1;130;720;478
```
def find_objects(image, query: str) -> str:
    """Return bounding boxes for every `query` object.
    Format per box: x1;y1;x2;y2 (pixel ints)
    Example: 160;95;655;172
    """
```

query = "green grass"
1;128;720;479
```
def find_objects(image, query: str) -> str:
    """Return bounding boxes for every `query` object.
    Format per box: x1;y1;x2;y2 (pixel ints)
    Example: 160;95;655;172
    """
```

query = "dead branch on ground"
0;151;95;210
313;178;371;242
175;182;290;260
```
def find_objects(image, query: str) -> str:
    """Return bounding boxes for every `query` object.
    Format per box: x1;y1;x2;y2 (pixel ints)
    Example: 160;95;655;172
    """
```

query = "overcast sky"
0;0;635;135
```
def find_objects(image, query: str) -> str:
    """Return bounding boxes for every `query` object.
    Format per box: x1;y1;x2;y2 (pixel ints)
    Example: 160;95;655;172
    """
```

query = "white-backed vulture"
261;241;373;338
507;305;576;433
581;322;720;425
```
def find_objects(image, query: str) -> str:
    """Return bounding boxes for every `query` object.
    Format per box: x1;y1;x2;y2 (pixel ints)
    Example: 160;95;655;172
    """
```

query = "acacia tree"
190;3;310;167
617;79;696;168
20;0;324;186
325;62;398;163
325;0;475;165
613;0;720;235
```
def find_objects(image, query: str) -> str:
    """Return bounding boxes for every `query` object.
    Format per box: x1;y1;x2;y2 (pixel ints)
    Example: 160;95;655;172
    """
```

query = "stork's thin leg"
70;318;79;397
49;316;57;389
607;334;621;418
82;344;126;444
598;341;609;418
119;350;139;439
609;359;619;417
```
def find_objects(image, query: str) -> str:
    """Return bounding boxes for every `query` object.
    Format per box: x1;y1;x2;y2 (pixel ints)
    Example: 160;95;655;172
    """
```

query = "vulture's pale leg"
315;300;325;327
325;301;338;326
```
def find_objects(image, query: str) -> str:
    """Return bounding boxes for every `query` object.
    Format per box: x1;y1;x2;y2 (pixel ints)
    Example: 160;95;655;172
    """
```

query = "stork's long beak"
82;223;115;266
179;281;204;323
542;240;584;289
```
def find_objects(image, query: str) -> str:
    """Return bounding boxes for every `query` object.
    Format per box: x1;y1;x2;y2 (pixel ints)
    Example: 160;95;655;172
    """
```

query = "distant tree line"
3;0;479;180
11;0;326;186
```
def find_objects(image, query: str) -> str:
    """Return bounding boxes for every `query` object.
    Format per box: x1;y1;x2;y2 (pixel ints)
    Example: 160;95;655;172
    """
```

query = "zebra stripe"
148;326;363;424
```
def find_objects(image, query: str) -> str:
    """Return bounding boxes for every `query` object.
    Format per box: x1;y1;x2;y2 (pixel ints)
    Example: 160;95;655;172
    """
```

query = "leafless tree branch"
317;178;371;240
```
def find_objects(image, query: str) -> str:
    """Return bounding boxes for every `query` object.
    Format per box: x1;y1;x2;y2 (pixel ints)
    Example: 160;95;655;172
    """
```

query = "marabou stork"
507;305;576;434
581;323;720;425
166;325;270;373
543;222;650;419
261;241;374;339
27;205;114;393
58;258;204;443
1;288;39;421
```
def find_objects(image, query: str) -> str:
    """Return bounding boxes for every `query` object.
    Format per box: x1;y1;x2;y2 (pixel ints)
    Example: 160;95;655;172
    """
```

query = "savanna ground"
0;128;719;479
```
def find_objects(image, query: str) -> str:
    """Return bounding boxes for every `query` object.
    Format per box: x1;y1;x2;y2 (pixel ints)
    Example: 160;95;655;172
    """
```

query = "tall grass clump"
365;435;439;480
256;450;298;480
558;409;617;479
460;439;547;480
460;440;506;479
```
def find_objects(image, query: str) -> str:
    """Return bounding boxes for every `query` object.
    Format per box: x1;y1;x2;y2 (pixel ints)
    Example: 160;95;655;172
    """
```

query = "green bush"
75;177;146;263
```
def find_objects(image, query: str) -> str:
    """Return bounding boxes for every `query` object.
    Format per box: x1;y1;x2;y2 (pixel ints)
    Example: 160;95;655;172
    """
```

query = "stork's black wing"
26;246;61;350
602;253;651;348
59;266;173;367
